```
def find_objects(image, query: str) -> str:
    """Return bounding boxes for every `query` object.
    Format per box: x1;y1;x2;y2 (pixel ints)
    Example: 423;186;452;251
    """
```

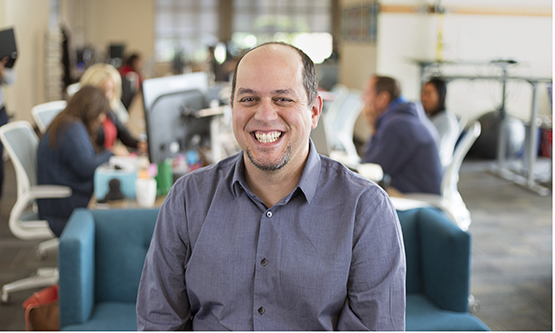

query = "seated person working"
421;77;460;169
79;63;147;153
37;86;124;237
362;75;443;194
136;42;406;330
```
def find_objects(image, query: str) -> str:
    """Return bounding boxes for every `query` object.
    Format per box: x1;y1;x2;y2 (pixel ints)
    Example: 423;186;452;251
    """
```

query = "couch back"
92;209;159;303
396;209;423;294
87;207;467;310
397;207;472;312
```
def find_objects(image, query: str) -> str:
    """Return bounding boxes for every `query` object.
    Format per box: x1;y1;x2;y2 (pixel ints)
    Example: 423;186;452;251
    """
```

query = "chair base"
1;267;58;304
36;238;59;259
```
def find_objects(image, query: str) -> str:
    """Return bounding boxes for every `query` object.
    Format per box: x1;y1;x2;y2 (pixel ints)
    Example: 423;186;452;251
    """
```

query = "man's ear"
310;95;323;129
376;91;390;111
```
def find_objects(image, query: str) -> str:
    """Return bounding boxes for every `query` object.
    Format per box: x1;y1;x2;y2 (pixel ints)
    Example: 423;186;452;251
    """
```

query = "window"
154;0;219;62
232;0;333;64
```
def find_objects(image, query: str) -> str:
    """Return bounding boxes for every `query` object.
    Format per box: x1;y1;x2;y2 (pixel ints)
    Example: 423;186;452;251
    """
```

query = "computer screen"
142;72;211;164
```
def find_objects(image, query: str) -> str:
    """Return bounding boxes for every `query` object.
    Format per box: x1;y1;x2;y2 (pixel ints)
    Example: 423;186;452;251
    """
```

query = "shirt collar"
230;139;321;205
377;95;407;128
386;96;407;112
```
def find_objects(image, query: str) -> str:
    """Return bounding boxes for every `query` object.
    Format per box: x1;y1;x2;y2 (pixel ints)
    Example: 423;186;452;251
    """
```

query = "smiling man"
136;42;406;331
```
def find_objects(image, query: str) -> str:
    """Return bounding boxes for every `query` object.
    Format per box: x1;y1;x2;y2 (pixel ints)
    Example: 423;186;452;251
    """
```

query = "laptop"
311;116;330;156
0;28;18;68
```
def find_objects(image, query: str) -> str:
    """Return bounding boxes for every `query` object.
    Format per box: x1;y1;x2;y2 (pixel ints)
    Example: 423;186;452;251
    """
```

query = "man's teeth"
255;132;282;143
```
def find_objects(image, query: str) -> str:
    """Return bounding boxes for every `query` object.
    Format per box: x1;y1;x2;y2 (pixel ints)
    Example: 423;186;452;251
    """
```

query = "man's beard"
246;144;291;171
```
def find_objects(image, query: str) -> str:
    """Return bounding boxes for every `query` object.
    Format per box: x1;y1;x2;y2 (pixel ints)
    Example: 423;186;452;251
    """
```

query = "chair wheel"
36;248;47;260
1;291;9;304
469;295;481;313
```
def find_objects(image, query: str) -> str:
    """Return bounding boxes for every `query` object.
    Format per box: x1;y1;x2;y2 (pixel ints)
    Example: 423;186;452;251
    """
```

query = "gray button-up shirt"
137;141;406;331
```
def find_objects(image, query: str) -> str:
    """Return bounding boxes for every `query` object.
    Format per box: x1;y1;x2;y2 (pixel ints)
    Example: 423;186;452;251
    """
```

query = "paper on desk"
356;163;383;182
109;156;139;172
389;197;433;211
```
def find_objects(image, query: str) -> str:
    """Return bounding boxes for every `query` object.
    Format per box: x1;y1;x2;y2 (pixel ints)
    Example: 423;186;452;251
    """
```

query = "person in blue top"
362;75;443;194
37;86;119;237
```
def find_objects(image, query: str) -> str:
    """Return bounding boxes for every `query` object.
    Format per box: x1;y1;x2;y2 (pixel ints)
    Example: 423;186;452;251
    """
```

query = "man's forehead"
239;44;302;70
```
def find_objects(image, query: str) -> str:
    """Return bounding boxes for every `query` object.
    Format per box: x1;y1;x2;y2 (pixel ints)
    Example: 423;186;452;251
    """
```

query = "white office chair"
66;82;81;97
31;100;67;133
0;121;72;303
404;121;482;231
325;89;365;167
457;114;469;135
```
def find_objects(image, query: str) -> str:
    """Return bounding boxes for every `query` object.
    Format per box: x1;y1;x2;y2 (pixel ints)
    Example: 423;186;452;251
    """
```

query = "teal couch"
58;207;488;331
398;208;489;331
58;208;159;331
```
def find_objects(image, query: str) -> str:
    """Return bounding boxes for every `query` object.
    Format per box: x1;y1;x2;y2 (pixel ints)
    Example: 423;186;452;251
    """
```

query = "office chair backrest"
326;90;364;158
441;121;481;200
457;114;468;135
66;83;81;97
0;121;39;199
32;100;67;133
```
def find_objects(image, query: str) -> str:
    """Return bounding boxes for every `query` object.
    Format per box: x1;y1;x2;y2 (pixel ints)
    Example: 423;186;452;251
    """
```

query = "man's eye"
240;97;256;103
276;98;293;103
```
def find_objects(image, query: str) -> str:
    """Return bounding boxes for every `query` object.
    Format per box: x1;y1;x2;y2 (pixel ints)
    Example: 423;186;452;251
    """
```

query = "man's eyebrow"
236;88;256;95
273;89;295;95
236;88;296;96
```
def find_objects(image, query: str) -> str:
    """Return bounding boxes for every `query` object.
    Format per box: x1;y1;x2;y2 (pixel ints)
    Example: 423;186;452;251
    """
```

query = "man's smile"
253;131;283;144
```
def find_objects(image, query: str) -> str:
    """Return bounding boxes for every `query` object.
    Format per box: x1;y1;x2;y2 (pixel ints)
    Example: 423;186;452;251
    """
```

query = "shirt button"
258;306;265;315
261;258;268;266
266;211;273;218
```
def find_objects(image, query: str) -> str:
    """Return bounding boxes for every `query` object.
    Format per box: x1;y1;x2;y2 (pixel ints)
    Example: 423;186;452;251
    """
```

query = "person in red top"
79;63;147;153
119;53;144;92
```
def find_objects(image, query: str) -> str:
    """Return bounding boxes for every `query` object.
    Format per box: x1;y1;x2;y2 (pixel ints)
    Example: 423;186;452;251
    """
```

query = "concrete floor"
0;158;552;330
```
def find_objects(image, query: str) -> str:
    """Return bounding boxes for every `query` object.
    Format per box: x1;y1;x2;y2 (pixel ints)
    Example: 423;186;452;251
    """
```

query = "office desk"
89;195;166;210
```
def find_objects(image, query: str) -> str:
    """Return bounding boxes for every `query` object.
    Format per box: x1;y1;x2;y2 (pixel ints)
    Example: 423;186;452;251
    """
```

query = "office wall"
0;0;49;123
338;0;378;90
344;0;552;140
377;2;552;122
78;0;155;63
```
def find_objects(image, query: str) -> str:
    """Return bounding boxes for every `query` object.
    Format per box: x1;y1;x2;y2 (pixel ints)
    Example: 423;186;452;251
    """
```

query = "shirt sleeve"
337;187;406;331
136;183;192;331
110;111;139;148
1;68;16;85
60;122;113;178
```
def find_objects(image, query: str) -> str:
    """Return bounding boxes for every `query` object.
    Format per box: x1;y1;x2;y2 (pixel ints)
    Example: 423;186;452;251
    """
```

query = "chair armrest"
28;185;72;199
58;209;96;328
418;208;471;313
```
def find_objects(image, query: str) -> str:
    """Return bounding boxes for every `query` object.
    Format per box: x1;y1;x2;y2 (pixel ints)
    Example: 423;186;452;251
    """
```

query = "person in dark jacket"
36;86;121;237
362;75;443;194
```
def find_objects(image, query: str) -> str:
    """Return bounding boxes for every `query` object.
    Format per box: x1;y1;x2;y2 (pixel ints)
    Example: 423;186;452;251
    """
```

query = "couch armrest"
58;208;96;328
418;208;471;313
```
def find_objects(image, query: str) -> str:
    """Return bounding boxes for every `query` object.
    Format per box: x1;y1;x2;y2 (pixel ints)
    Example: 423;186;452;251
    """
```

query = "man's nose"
254;98;279;122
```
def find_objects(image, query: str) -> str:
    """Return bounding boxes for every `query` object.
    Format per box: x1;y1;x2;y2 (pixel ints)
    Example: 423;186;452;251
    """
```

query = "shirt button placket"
255;209;272;328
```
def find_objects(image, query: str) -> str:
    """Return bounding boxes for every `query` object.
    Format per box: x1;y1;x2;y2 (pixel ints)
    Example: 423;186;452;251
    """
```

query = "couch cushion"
406;294;489;331
92;209;158;303
61;302;137;331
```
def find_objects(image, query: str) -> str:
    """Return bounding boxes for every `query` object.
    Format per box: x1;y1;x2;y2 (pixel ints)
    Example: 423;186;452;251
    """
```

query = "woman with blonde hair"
37;86;117;236
80;63;147;152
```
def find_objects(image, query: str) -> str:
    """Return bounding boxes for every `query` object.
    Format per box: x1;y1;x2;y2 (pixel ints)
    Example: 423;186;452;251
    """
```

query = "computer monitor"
142;72;211;164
